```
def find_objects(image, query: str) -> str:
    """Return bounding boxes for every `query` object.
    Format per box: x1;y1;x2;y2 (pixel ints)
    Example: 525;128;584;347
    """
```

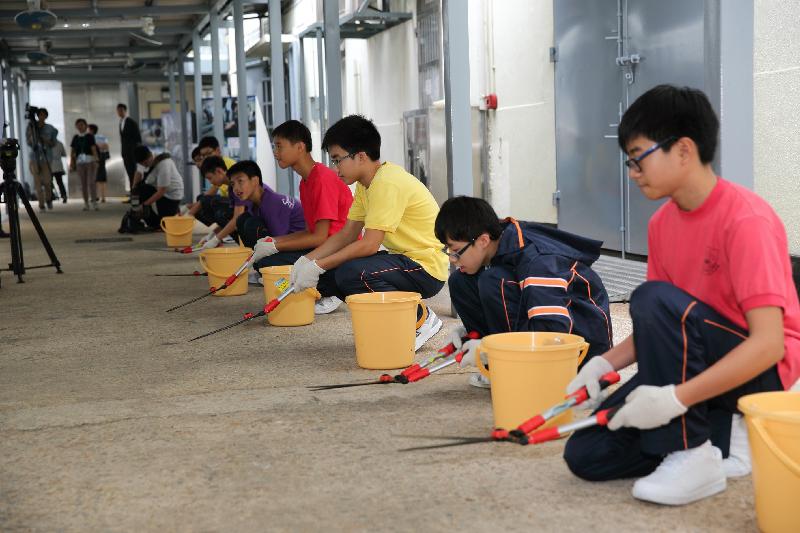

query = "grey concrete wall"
61;83;129;197
754;0;800;255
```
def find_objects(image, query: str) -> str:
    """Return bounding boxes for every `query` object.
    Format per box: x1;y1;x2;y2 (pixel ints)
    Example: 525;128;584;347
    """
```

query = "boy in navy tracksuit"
435;196;612;387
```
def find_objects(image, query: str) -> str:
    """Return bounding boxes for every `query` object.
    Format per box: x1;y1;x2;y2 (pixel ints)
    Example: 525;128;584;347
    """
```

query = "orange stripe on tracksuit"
680;300;698;450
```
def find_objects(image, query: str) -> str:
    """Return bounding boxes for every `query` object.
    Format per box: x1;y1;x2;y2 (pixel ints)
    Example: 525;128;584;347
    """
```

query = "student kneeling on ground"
133;145;184;228
435;196;612;388
185;156;243;250
563;84;800;506
248;120;353;315
288;115;448;351
231;160;306;255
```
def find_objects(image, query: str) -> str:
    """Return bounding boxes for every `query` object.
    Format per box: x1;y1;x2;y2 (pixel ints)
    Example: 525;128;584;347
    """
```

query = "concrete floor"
0;202;757;532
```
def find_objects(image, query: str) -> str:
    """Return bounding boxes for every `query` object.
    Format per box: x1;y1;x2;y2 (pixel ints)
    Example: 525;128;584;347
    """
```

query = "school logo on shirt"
282;197;295;208
703;246;720;275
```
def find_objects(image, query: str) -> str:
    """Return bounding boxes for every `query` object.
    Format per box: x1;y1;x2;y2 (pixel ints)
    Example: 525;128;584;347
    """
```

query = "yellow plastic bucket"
738;391;800;533
346;292;421;369
260;266;319;326
160;215;195;248
476;332;588;430
198;247;251;297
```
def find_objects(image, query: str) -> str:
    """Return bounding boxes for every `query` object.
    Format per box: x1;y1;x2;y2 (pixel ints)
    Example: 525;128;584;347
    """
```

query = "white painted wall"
753;0;800;255
478;0;556;223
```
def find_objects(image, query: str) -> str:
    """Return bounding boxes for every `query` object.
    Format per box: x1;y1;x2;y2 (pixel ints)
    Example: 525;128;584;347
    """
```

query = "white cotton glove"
448;325;468;350
252;236;279;262
198;229;216;246
791;378;800;392
179;205;190;216
457;339;484;368
566;356;615;409
292;260;325;292
290;255;312;287
200;235;220;250
607;384;688;431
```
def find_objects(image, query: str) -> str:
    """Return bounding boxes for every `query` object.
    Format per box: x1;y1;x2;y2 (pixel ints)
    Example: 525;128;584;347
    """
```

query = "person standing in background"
50;139;68;203
25;107;57;212
117;103;141;201
89;124;110;203
70;118;99;211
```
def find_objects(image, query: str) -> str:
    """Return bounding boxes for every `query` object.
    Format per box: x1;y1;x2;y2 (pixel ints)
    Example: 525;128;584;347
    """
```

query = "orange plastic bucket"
476;332;588;430
160;215;195;247
260;266;319;326
346;292;421;369
198;247;251;297
739;391;800;533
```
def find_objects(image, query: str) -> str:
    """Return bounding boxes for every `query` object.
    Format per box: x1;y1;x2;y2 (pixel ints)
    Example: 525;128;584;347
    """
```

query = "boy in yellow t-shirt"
290;115;448;351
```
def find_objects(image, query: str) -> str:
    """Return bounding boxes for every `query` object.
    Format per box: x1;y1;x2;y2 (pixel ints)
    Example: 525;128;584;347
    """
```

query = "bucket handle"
160;218;194;237
751;417;800;477
577;342;589;367
476;343;490;379
198;253;249;280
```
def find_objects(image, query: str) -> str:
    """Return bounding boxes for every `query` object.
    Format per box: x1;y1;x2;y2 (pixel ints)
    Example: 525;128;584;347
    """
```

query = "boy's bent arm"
315;228;383;271
275;219;331;251
214;205;245;240
676;306;784;407
601;335;636;369
306;219;363;261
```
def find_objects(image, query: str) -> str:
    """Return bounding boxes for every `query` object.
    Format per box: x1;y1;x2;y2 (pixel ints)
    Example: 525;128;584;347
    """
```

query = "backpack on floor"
118;209;148;234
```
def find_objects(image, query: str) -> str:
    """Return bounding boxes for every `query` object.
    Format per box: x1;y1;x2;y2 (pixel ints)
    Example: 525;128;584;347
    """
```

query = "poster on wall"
140;119;165;150
200;95;256;140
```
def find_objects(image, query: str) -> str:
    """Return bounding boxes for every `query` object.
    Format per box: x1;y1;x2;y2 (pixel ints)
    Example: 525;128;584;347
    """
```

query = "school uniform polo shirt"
236;183;306;237
299;162;353;236
347;162;448;281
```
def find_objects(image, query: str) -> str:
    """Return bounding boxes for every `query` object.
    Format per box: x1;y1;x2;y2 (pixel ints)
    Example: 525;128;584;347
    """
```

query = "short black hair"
75;118;87;126
618;84;719;164
36;107;48;118
134;144;152;163
435;196;504;244
322;115;380;160
201;155;227;177
227;160;262;184
198;136;220;150
117;103;127;111
88;124;98;134
272;120;312;152
191;146;201;159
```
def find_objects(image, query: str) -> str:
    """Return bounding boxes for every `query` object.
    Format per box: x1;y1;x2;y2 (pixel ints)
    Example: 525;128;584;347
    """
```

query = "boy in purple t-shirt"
230;161;305;250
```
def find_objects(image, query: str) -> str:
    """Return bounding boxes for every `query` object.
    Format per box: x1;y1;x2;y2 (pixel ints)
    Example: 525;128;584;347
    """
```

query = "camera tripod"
0;137;62;287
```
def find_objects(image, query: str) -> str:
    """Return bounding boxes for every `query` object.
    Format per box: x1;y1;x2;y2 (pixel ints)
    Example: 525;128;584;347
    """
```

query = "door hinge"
552;189;561;206
549;46;558;63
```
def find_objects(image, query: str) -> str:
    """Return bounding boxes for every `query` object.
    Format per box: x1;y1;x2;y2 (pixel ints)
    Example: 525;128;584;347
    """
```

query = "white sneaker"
82;203;90;211
222;235;236;244
632;440;727;505
248;270;261;286
315;296;342;315
414;308;443;351
93;201;99;211
723;414;751;478
468;373;491;389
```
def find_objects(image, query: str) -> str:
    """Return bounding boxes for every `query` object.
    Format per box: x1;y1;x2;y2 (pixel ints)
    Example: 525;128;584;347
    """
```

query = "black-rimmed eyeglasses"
624;137;677;172
442;239;475;261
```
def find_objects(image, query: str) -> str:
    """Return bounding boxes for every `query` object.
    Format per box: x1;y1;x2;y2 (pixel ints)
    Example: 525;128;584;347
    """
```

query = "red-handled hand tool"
397;371;620;451
188;286;295;341
154;271;208;277
165;251;255;312
307;332;481;391
518;406;619;445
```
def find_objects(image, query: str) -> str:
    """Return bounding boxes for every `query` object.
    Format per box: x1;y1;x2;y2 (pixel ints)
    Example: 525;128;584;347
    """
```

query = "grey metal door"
553;0;623;251
555;0;715;255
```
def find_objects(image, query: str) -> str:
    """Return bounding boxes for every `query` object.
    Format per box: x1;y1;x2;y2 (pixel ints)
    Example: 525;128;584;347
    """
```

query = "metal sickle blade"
397;438;495;452
188;311;265;342
165;291;213;312
307;380;389;391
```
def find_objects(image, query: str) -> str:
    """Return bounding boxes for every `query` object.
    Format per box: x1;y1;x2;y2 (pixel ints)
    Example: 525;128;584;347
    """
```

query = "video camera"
25;104;42;122
0;137;19;176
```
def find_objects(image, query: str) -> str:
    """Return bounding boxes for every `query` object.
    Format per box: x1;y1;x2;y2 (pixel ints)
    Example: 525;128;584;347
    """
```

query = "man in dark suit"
117;103;142;196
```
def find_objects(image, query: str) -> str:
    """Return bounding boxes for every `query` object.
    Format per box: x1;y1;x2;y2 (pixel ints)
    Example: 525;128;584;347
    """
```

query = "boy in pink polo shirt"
563;85;800;506
249;120;353;314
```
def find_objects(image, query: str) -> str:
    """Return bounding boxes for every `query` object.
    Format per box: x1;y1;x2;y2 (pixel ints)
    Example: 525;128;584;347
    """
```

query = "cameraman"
25;107;58;211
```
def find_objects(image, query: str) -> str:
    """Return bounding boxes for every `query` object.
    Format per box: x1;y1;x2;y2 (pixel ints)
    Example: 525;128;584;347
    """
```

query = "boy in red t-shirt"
250;120;353;314
564;85;800;506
